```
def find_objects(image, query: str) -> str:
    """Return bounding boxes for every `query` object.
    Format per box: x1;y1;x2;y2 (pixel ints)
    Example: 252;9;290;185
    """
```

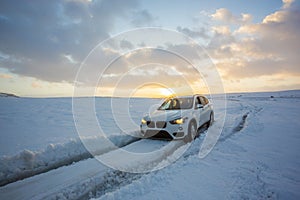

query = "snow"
0;139;184;199
95;91;300;200
0;97;77;155
0;97;158;185
0;90;300;199
0;134;138;186
0;97;160;156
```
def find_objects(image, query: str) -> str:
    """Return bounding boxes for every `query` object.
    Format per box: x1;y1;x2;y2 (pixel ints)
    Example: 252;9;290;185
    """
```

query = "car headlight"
141;118;147;124
170;118;185;124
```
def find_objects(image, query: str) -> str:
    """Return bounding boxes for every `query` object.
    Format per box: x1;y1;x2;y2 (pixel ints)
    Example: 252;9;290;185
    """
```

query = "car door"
199;96;210;125
194;96;204;126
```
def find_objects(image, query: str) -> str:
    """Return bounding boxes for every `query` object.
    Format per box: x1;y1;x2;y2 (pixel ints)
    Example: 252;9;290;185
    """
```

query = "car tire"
184;121;197;143
208;112;214;127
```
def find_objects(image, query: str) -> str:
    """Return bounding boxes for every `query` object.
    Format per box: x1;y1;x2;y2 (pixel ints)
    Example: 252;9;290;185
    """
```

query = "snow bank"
0;134;138;186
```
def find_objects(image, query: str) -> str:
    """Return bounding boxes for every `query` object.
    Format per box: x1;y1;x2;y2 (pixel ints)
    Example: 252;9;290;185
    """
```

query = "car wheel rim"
191;124;196;139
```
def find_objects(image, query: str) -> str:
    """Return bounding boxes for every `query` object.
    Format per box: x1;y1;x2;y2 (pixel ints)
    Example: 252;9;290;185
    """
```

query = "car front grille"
156;121;167;128
146;121;167;128
146;121;155;128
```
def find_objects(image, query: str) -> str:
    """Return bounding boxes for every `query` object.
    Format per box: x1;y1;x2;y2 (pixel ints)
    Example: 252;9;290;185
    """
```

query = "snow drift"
0;134;138;186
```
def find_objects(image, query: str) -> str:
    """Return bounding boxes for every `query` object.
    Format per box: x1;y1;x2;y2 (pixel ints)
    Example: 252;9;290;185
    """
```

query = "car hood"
144;109;189;121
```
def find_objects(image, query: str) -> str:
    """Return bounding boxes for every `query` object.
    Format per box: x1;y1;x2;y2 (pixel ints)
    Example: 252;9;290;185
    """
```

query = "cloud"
130;9;156;26
1;0;298;95
0;0;147;83
72;44;209;95
0;73;12;79
176;26;209;39
283;0;294;9
211;8;252;24
97;64;204;97
209;1;300;80
99;47;202;81
207;26;235;52
31;81;42;88
120;39;134;49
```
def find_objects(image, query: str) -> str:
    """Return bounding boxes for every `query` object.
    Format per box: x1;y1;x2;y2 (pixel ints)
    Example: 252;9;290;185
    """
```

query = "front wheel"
208;112;214;127
184;121;197;143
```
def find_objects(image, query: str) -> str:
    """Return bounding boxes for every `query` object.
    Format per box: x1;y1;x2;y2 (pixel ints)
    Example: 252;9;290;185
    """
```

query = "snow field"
0;91;299;199
0;134;138;186
95;95;300;200
0;97;159;186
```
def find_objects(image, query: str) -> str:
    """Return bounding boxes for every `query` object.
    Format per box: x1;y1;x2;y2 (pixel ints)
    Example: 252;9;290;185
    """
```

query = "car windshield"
158;97;194;110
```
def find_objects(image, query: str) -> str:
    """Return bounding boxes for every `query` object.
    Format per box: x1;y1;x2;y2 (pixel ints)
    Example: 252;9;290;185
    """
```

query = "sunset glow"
159;88;174;97
0;0;299;97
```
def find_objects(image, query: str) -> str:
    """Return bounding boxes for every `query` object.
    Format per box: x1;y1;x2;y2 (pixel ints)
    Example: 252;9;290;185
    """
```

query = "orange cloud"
0;73;12;79
210;0;300;80
31;82;43;88
283;0;294;9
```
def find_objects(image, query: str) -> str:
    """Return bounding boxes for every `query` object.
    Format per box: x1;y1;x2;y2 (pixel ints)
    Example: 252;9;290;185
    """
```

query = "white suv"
140;95;214;142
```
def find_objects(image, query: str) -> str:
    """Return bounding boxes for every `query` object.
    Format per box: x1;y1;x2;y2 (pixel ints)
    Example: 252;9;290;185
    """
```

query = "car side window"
195;96;201;108
204;97;209;105
200;96;208;105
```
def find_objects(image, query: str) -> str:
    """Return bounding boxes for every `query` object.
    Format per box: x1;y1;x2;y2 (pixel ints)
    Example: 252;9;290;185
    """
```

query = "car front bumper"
140;121;187;140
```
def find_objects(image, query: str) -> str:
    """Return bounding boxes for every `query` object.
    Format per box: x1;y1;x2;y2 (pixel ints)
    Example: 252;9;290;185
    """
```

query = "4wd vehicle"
140;95;214;142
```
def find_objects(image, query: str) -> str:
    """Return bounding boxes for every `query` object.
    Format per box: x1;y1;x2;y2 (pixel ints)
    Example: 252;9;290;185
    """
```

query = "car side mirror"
196;104;203;109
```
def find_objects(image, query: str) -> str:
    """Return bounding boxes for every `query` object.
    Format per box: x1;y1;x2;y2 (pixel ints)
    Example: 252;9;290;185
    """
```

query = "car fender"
191;109;201;128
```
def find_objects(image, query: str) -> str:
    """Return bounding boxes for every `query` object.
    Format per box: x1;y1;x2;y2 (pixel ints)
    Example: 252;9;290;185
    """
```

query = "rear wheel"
184;121;197;143
208;112;214;127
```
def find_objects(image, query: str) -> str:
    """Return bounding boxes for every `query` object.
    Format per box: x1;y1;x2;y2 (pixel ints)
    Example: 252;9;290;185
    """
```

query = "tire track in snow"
218;101;263;143
0;135;140;187
232;113;249;133
93;100;277;200
218;112;249;142
52;138;190;200
181;101;263;160
78;170;143;199
0;139;185;200
91;101;264;199
86;127;210;200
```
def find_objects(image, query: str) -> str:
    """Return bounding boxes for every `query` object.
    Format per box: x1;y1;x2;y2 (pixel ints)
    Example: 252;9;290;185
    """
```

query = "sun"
159;88;174;97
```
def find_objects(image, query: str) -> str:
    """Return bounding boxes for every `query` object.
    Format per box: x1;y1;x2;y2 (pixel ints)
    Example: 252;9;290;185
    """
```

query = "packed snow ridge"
0;134;138;186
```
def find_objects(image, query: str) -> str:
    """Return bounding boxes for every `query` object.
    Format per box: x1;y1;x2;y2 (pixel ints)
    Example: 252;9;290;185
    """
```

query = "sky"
0;0;299;97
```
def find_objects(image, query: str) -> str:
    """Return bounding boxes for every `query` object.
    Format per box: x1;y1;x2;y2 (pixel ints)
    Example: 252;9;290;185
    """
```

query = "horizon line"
2;89;300;99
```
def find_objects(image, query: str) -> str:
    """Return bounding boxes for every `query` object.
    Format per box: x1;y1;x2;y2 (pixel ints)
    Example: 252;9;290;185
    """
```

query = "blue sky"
139;0;282;25
0;0;299;97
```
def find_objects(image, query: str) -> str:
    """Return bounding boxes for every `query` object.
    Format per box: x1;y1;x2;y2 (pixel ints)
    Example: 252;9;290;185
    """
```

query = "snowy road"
0;139;186;199
1;91;300;199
